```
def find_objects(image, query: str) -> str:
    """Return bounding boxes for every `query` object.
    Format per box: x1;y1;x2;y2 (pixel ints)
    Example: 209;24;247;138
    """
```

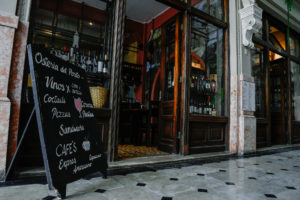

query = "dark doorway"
269;57;287;145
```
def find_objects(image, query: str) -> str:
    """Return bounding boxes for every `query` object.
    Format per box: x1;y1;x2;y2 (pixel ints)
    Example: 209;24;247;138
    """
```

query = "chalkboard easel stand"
4;107;36;182
4;106;67;199
56;185;67;199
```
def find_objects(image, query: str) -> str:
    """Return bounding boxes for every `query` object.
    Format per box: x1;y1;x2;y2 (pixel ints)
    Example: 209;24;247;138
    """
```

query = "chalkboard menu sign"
27;44;107;197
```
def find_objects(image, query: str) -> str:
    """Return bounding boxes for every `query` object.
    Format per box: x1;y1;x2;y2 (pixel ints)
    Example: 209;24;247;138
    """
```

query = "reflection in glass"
291;61;300;121
251;45;266;118
189;17;224;116
164;22;176;100
269;25;286;51
290;36;299;57
192;0;223;20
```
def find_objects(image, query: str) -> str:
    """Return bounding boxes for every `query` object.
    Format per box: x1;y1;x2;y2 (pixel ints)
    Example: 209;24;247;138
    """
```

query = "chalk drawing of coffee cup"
82;140;91;151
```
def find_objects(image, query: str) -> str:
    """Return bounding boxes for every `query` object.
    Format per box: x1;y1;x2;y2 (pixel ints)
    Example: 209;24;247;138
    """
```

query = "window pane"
269;25;286;51
189;17;224;116
251;45;266;118
291;61;300;121
192;0;223;20
164;21;176;100
290;36;299;57
192;0;207;13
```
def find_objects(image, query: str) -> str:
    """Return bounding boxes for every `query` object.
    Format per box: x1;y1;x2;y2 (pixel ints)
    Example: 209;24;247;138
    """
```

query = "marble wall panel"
7;21;29;163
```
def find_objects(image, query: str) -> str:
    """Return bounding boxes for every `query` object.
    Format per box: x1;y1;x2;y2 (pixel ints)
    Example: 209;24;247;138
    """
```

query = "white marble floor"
1;149;300;200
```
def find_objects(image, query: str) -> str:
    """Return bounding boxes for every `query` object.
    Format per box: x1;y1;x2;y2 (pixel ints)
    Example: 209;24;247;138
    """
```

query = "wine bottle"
103;61;108;74
93;55;98;73
198;100;202;114
190;98;194;114
194;99;198;114
87;51;92;72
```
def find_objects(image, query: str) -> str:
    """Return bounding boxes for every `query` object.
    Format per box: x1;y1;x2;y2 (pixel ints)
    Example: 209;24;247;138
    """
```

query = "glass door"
269;55;287;145
158;16;181;153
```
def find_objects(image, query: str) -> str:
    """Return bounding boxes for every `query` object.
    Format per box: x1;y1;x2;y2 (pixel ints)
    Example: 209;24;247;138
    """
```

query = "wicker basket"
89;86;108;108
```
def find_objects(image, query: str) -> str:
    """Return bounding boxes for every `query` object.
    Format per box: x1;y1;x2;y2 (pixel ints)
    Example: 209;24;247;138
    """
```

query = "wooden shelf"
189;115;228;123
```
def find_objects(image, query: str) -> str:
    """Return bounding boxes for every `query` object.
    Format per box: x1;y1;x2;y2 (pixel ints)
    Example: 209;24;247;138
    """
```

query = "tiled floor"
1;149;300;200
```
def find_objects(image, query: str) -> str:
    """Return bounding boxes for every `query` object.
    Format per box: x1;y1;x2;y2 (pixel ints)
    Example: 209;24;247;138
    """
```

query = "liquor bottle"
103;61;108;74
87;51;92;72
208;100;212;115
211;79;216;92
93;55;98;73
194;74;198;91
212;104;217;116
172;68;175;87
198;100;202;114
168;70;172;88
203;100;207;115
202;76;206;92
197;73;201;91
75;48;80;67
190;98;194;114
70;47;74;64
81;54;87;71
194;99;198;114
206;79;211;92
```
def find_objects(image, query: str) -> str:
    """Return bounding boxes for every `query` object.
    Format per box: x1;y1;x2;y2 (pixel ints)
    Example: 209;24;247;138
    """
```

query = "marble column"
0;10;19;180
7;21;29;164
5;0;32;172
229;0;262;155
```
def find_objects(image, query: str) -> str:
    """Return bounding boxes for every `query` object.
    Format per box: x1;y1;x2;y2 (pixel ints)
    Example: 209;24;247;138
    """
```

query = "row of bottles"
50;47;109;74
190;71;217;93
189;96;217;116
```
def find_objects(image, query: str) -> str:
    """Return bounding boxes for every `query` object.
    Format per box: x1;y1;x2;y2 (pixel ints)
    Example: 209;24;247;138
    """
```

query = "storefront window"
251;45;266;118
291;61;300;121
189;16;224;116
192;0;223;20
290;35;299;57
30;1;113;108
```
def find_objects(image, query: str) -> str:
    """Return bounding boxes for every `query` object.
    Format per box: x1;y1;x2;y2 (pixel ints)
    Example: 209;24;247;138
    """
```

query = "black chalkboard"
27;44;107;197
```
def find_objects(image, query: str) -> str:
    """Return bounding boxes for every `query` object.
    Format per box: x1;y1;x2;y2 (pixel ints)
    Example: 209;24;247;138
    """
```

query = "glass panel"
291;61;300;121
269;25;286;51
189;16;224;116
290;35;299;57
57;14;78;32
192;0;207;13
209;0;223;20
251;45;266;118
164;21;176;101
192;0;224;20
269;51;282;62
32;4;113;108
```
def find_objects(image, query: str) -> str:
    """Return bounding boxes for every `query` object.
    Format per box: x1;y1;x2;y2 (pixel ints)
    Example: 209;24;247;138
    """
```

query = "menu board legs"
56;184;67;199
4;108;36;181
